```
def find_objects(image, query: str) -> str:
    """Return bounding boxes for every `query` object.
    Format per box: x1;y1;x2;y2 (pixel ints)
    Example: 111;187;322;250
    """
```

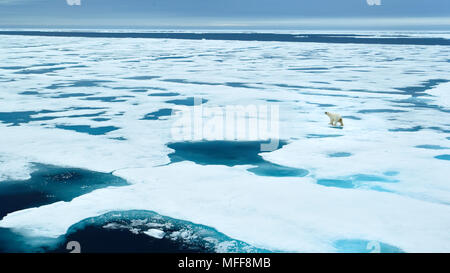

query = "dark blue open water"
0;31;449;45
0;164;128;219
167;140;309;177
0;210;269;253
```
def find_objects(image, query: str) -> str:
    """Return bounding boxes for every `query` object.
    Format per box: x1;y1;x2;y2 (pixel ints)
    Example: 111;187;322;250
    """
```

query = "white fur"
325;112;344;127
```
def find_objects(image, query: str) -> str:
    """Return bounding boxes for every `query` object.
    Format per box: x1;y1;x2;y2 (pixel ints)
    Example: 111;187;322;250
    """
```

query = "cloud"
0;0;81;6
0;0;26;3
66;0;81;5
367;0;382;6
0;0;37;4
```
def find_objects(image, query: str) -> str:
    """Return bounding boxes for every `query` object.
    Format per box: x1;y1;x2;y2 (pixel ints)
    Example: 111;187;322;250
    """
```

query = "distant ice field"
1;31;450;45
0;32;449;252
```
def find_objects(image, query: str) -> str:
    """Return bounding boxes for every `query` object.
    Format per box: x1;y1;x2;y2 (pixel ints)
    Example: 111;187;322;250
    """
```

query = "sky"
0;0;449;29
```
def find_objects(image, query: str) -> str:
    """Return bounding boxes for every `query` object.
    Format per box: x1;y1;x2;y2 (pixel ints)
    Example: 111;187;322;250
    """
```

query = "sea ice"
0;32;449;252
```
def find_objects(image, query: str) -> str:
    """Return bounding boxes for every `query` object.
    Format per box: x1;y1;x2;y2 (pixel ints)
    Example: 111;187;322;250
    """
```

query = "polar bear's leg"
338;118;344;127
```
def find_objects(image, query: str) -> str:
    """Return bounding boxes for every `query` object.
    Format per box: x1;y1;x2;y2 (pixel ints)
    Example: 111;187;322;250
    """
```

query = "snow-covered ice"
0;32;449;252
144;229;166;239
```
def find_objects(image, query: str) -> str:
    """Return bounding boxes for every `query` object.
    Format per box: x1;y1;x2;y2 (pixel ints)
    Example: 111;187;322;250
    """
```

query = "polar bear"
325;112;344;127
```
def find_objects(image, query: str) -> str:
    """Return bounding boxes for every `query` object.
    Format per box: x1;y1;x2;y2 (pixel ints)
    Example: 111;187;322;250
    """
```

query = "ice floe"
0;32;449;252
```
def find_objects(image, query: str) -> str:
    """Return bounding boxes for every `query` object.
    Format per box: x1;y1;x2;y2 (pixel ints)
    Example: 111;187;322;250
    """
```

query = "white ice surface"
0;33;449;252
144;229;166;239
427;82;450;109
1;162;450;253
